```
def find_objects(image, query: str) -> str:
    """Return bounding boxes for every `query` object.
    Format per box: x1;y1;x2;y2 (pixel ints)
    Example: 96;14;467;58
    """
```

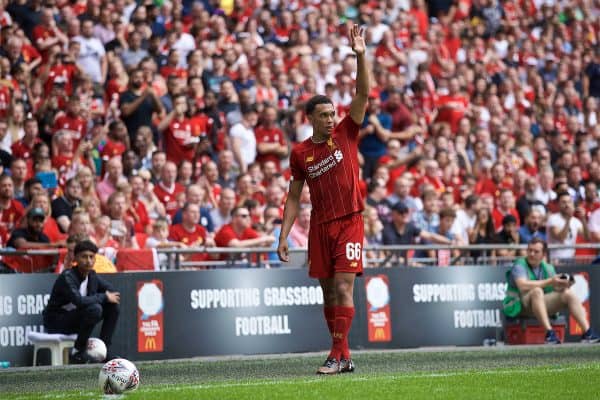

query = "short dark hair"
182;202;199;212
231;206;249;217
241;104;258;115
74;239;98;255
439;208;456;219
528;237;548;254
305;95;333;115
556;191;571;201
465;195;479;209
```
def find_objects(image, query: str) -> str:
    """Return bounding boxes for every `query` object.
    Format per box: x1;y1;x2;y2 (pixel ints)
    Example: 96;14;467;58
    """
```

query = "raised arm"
348;24;370;125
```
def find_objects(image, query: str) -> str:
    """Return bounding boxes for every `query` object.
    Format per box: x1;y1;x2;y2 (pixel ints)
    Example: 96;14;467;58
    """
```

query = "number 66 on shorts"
346;242;362;261
308;213;364;279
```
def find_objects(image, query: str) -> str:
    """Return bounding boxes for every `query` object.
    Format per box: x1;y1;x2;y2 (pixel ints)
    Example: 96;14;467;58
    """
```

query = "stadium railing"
0;244;598;273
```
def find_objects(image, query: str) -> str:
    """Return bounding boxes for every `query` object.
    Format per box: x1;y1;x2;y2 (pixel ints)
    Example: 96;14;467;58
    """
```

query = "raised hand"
349;24;366;56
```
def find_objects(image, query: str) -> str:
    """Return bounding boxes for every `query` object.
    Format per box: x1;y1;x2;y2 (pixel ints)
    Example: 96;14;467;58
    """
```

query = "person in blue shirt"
519;208;546;244
359;92;392;179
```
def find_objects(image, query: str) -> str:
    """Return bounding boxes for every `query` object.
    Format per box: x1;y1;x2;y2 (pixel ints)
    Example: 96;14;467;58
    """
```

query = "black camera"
560;273;575;282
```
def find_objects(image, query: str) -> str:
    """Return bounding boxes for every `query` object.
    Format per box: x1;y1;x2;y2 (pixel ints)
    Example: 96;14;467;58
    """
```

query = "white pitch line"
8;364;599;400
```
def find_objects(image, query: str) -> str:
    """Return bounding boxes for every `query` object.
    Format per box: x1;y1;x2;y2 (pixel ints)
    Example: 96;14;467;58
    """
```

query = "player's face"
308;103;335;136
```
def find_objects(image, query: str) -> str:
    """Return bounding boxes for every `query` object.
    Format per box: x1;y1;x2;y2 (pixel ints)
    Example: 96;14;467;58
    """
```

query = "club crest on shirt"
305;155;314;163
334;149;343;162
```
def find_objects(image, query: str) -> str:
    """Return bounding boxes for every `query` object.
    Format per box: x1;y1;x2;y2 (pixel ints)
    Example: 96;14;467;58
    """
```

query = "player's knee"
82;304;103;324
335;280;351;296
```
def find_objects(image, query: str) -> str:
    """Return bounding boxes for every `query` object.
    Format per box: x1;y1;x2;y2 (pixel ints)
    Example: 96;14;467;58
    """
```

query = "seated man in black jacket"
42;240;120;363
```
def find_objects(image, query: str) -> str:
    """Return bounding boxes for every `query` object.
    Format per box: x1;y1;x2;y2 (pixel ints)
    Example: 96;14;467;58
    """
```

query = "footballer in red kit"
278;25;369;375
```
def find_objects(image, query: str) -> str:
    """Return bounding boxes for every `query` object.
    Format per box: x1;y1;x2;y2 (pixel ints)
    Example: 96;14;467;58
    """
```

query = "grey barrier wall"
0;266;597;366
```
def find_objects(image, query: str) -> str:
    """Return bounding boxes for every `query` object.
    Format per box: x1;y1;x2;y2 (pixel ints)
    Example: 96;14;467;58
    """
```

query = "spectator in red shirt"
169;203;214;263
32;7;68;59
158;94;198;162
435;77;469;133
492;188;520;231
153;161;185;219
53;95;87;151
101;121;129;161
0;174;25;244
11;116;40;162
476;162;513;199
254;105;288;171
214;206;275;261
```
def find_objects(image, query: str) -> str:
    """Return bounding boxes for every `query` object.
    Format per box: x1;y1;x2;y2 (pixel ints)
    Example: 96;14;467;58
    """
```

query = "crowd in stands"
0;0;599;271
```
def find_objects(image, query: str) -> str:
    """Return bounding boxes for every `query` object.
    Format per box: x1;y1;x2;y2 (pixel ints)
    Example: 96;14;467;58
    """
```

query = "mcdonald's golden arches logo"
373;328;386;341
144;336;157;351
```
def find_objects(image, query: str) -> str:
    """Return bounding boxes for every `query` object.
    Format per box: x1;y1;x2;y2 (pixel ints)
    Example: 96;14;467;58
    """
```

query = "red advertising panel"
137;280;164;352
366;275;392;342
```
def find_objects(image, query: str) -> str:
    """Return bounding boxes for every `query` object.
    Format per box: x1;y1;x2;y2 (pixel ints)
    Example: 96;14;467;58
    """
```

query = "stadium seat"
504;315;566;345
27;332;77;366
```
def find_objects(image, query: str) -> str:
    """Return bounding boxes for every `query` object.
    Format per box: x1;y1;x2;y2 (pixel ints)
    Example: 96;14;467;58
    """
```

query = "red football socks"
324;306;335;335
329;306;355;360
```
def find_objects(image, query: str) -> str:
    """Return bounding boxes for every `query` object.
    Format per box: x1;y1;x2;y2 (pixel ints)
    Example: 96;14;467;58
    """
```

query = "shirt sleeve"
339;115;360;141
510;263;528;283
289;148;306;182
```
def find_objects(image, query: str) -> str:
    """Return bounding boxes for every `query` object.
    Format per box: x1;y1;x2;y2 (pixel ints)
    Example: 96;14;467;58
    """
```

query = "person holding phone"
503;237;600;344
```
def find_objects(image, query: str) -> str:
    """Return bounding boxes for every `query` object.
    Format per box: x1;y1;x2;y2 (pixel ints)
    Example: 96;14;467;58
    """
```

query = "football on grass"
99;358;140;394
86;338;107;362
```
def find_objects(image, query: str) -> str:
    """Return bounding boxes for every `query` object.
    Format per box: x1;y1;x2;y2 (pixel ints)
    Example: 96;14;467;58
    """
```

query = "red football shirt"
164;117;196;162
169;223;208;262
53;114;86;150
101;138;127;159
0;85;11;118
435;94;469;132
289;115;363;224
153;182;185;218
44;64;76;96
254;125;286;170
492;208;520;231
43;217;67;243
128;199;150;234
169;223;207;246
214;223;260;260
0;199;25;244
11;139;40;160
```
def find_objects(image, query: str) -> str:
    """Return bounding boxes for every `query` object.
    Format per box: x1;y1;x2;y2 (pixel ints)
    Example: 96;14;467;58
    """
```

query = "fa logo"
334;149;343;162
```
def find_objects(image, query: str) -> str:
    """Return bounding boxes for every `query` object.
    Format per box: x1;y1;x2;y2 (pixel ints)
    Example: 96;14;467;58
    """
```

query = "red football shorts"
308;212;364;279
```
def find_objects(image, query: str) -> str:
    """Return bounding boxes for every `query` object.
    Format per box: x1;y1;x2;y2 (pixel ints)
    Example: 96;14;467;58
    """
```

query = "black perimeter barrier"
0;265;598;366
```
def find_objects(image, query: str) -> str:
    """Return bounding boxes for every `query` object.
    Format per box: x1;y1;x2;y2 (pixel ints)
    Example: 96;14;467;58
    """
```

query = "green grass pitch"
1;345;600;399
